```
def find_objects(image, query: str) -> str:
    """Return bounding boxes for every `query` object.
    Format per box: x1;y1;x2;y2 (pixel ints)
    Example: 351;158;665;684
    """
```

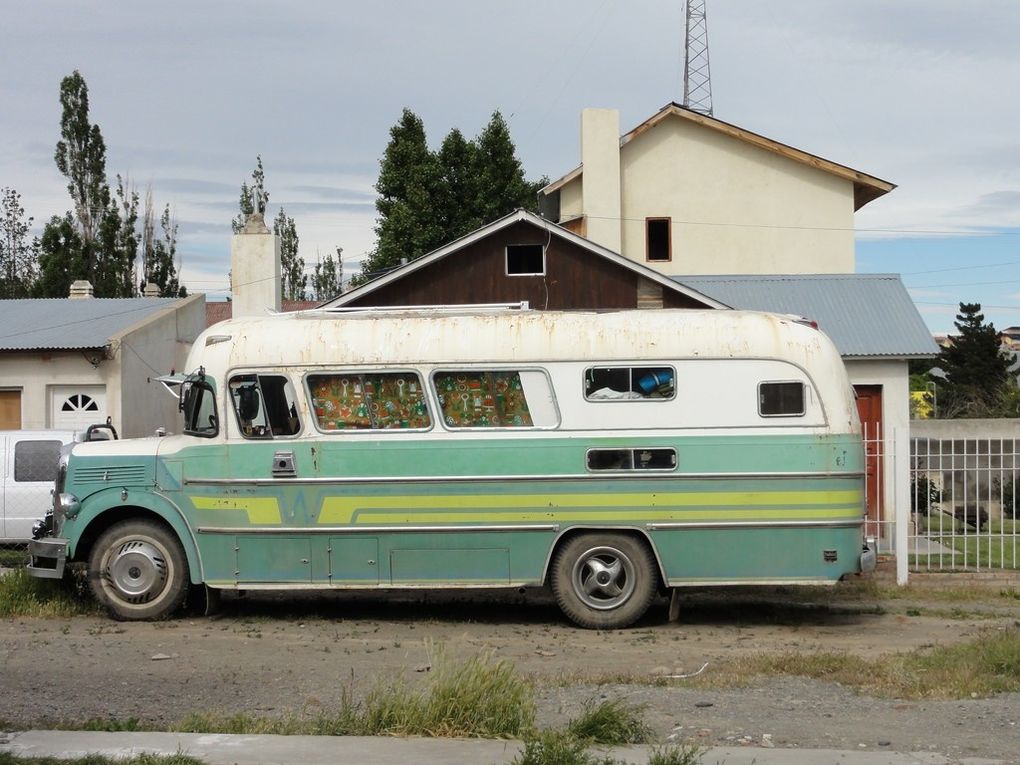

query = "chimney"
230;212;282;318
69;280;95;299
580;108;622;253
142;283;160;298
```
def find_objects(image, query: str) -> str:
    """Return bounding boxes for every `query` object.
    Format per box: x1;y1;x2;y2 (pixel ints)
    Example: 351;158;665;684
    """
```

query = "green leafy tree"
356;109;446;284
471;111;540;223
232;156;269;233
53;70;108;245
437;128;481;237
92;175;139;298
938;302;1016;417
35;213;85;298
312;246;342;301
0;187;39;297
274;208;305;301
39;71;138;297
142;193;186;298
357;109;544;285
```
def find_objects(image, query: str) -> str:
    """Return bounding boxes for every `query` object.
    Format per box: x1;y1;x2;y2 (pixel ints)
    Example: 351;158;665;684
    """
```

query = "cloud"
288;185;375;202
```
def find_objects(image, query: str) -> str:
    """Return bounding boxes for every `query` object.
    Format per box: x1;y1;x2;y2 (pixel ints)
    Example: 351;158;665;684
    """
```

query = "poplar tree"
39;70;137;297
232;156;269;233
471;110;537;223
274;208;306;301
0;187;38;297
312;247;342;301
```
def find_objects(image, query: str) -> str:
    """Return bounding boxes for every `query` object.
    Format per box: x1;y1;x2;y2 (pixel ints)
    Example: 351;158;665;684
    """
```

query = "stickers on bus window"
308;373;430;431
433;371;534;428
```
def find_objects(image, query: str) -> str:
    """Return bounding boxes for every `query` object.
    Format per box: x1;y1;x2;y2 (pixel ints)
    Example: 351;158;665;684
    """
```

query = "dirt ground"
1;581;1019;762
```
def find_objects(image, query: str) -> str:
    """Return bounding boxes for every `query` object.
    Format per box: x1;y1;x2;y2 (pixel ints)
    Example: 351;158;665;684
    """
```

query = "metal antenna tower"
682;0;713;116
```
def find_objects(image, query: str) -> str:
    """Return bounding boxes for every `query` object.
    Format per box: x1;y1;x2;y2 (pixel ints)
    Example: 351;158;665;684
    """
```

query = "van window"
14;440;62;482
759;381;806;416
584;366;675;401
308;372;430;431
433;371;538;428
230;374;302;438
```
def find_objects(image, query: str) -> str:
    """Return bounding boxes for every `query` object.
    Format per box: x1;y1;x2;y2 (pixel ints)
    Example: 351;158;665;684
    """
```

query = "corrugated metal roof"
673;274;938;359
0;298;181;351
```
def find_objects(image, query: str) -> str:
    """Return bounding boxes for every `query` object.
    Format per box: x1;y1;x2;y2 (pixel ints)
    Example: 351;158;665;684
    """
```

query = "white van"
1;431;81;542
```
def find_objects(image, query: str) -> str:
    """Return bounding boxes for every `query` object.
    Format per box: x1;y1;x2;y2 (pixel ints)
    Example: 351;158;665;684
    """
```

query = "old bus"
29;307;875;629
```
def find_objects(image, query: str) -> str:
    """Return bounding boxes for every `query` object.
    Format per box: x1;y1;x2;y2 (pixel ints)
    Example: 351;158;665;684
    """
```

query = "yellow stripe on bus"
192;496;282;525
318;490;863;525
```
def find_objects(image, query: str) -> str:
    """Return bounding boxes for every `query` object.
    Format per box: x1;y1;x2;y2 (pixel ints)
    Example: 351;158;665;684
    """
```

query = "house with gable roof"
0;282;205;437
539;103;895;274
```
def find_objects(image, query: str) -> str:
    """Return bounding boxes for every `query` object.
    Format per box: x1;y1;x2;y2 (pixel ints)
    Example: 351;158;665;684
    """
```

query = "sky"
1;1;1018;334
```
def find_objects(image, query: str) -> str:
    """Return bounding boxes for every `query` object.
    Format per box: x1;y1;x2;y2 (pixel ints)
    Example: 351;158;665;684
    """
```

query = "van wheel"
551;533;657;629
88;520;189;621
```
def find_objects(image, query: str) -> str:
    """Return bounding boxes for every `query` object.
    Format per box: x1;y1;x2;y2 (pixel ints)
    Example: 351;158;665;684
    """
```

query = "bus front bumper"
27;537;68;579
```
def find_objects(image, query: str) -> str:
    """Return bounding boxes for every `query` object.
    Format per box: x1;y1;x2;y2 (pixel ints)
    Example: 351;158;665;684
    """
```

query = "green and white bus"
29;307;875;629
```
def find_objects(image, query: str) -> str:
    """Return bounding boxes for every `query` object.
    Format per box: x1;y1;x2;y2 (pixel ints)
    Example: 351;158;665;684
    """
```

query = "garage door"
50;385;107;431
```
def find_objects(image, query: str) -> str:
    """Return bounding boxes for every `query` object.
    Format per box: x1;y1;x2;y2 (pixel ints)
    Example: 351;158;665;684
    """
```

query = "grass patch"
0;566;97;618
0;755;204;765
177;651;535;738
0;545;27;568
699;627;1020;699
566;698;651;745
509;730;702;765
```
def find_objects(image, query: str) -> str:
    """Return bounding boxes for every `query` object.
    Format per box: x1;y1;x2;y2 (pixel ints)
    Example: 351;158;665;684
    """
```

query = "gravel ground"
1;583;1018;762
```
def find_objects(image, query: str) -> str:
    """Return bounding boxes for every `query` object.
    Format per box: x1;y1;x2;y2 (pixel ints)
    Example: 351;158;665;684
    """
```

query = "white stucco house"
0;283;205;438
539;103;937;531
540;103;895;274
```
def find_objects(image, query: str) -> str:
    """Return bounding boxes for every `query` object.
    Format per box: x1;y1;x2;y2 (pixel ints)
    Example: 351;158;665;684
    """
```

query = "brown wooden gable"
343;220;713;310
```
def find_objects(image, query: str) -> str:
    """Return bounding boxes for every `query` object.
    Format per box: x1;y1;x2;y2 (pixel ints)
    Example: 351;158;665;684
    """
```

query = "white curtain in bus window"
758;381;806;416
433;371;545;428
308;372;430;430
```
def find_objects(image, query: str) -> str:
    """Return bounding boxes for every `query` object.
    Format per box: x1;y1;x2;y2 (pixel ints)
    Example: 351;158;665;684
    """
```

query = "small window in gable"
506;244;545;276
646;218;671;262
759;381;806;417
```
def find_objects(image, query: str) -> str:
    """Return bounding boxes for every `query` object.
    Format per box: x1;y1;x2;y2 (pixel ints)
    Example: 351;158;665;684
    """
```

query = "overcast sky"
2;1;1018;333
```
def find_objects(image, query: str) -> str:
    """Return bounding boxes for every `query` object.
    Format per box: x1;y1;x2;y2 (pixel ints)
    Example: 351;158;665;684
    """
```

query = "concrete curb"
0;731;1005;765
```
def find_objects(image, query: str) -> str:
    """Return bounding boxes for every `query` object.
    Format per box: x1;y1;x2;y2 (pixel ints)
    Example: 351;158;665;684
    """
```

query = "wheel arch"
542;526;667;589
69;492;203;585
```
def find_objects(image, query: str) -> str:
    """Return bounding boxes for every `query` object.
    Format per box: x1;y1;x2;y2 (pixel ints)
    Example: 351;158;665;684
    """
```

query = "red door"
855;385;884;529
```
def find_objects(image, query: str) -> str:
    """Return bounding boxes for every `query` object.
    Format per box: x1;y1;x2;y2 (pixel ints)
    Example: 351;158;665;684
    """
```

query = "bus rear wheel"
551;533;657;629
88;520;189;621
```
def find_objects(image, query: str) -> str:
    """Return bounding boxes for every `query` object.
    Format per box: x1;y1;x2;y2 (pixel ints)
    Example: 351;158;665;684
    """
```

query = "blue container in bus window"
637;369;673;393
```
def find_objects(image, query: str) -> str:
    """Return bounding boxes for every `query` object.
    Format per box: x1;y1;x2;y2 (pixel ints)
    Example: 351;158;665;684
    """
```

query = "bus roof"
190;309;842;372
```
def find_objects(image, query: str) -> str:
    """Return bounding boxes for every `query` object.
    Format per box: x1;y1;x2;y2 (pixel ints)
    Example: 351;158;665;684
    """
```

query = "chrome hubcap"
571;546;636;610
105;540;168;603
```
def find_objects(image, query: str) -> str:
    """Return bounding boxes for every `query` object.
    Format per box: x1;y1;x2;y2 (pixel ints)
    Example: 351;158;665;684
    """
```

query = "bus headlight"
57;493;81;520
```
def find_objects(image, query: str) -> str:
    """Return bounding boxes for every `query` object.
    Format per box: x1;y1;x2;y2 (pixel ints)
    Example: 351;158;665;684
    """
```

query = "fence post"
894;426;910;585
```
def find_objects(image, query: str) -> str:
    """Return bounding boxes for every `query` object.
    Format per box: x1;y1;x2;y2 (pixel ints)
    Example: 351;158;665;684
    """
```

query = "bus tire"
88;519;189;621
551;533;657;629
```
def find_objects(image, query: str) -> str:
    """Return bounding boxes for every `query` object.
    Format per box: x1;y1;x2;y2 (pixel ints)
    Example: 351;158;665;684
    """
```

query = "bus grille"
73;465;149;485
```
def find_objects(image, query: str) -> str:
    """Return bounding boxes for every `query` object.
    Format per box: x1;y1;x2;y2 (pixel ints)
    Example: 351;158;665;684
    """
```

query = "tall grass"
0;566;96;618
566;698;651;745
177;651;536;739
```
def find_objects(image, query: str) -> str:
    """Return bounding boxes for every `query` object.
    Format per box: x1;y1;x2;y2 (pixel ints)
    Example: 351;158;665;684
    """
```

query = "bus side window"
230;374;301;438
584;366;675;400
758;381;806;417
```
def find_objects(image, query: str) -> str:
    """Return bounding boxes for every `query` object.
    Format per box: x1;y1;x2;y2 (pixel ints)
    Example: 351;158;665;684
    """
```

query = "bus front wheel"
88;519;189;621
551;533;657;629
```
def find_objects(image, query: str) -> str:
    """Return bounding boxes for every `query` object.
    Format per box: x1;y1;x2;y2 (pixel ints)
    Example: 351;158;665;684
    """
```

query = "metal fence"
908;436;1019;572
